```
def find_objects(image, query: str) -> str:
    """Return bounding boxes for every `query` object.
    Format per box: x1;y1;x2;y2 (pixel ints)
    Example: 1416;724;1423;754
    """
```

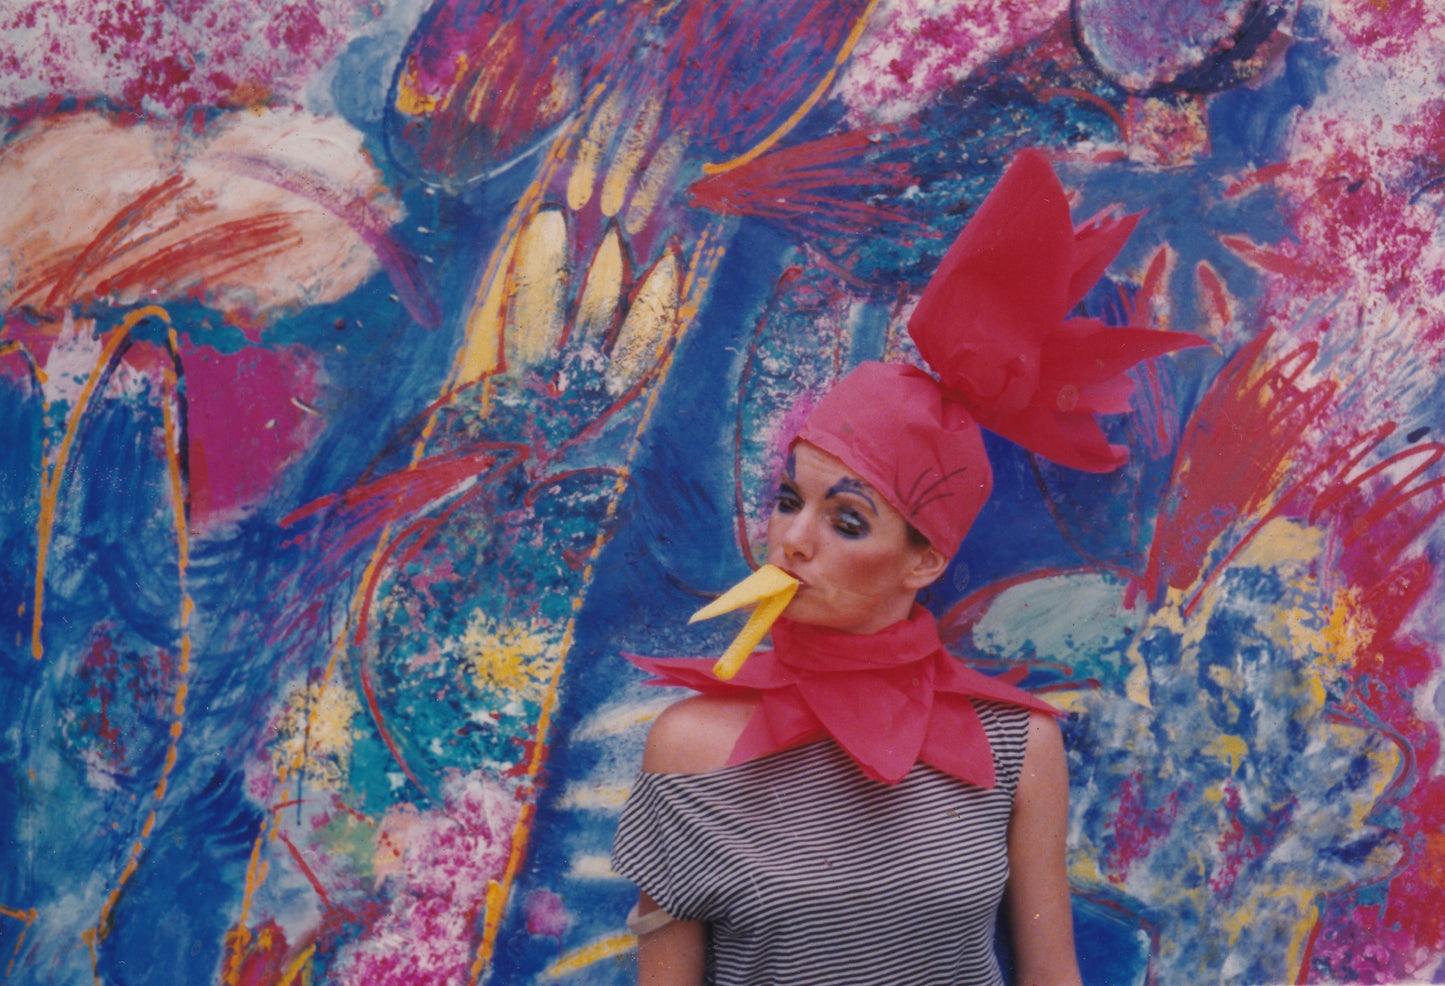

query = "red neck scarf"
627;606;1056;787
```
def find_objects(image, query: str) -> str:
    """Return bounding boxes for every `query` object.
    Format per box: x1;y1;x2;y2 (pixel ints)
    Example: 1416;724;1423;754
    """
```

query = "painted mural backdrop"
2;1;1444;983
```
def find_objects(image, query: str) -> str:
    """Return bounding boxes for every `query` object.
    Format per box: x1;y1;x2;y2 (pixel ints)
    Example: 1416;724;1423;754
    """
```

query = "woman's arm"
1004;710;1083;986
631;695;757;985
635;892;706;985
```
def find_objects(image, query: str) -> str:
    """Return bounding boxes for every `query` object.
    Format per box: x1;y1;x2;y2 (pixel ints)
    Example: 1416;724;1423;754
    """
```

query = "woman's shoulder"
642;694;760;775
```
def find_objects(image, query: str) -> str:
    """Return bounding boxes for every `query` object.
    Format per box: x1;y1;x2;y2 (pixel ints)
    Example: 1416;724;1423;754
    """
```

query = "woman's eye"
775;487;802;514
831;510;869;538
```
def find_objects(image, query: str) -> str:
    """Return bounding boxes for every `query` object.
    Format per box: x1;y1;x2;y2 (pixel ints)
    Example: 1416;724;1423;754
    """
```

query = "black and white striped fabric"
612;700;1030;985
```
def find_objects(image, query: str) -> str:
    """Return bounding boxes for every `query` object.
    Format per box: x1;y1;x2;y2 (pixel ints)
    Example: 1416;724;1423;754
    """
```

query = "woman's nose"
776;510;815;560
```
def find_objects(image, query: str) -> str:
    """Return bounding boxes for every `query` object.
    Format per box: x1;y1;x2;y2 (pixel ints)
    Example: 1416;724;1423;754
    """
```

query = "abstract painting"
2;1;1443;983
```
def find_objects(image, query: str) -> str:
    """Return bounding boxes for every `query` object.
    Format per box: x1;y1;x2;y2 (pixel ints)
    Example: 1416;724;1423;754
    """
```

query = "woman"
611;150;1202;985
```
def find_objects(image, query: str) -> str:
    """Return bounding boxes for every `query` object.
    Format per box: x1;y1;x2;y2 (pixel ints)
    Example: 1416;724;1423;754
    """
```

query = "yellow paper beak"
689;564;799;680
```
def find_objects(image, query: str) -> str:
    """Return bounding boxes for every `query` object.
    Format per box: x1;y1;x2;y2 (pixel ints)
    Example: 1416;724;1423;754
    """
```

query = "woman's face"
766;442;947;635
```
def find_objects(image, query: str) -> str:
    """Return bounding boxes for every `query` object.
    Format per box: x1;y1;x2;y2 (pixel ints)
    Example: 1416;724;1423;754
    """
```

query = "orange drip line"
31;305;171;660
74;313;195;982
3;905;37;980
470;221;726;982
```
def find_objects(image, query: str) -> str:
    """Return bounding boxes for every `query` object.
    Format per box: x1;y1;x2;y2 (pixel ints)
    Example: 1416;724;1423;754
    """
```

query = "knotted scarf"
628;606;1055;787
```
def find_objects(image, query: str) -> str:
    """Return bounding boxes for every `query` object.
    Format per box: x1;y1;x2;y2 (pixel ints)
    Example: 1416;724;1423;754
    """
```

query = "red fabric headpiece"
797;148;1205;556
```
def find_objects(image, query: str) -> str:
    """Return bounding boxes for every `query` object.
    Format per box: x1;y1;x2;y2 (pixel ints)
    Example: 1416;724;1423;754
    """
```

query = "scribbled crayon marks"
386;0;875;189
0;110;405;327
387;0;601;186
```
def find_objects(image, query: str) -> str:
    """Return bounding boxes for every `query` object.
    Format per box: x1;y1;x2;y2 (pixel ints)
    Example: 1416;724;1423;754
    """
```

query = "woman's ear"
903;544;950;591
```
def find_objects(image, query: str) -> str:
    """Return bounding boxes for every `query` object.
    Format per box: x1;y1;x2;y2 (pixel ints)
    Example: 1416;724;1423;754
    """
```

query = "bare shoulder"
642;694;760;775
1024;708;1065;756
1016;709;1068;809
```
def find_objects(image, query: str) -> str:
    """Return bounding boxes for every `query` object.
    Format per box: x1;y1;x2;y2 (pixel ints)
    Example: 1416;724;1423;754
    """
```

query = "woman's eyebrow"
826;477;878;514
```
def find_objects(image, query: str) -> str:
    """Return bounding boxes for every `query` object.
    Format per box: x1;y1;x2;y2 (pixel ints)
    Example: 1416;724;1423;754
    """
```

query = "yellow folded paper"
689;564;799;680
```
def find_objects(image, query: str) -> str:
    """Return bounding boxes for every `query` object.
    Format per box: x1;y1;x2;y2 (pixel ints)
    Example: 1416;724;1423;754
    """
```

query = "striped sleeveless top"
611;700;1030;985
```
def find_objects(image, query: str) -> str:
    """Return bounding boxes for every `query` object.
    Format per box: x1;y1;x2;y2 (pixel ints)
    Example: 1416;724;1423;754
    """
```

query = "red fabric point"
626;607;1054;786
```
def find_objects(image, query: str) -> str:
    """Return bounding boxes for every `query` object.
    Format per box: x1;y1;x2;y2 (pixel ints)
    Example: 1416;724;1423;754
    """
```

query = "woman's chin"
779;594;829;628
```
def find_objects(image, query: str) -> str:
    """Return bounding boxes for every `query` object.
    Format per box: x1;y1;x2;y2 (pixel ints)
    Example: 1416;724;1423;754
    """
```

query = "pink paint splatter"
839;0;1070;123
1329;0;1443;62
524;889;569;941
1105;770;1184;884
0;0;364;114
330;772;521;986
1246;102;1445;344
1209;782;1293;901
67;628;179;781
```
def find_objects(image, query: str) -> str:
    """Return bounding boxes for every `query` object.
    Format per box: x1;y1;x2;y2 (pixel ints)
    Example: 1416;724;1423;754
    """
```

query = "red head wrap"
795;149;1205;557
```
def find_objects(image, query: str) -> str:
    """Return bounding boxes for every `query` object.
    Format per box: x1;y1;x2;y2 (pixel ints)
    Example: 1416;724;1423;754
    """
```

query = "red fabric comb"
909;148;1206;472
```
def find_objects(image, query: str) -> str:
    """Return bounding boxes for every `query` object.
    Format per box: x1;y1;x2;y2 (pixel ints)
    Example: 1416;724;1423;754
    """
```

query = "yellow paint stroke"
574;226;626;347
394;52;470;116
1319;589;1370;672
1283;586;1371;709
223;818;273;986
601;92;662;218
1204;734;1248;774
1219;884;1315;956
2;905;38;980
625;133;686;239
504;208;570;370
458;223;522;385
456;104;596;388
1230;516;1323;571
86;324;195;979
554;783;632;811
277;942;316;986
545;932;637;977
31;305;170;660
701;0;880;176
1284;896;1321;983
463;613;558;701
1124;658;1152;708
568;86;627;213
471;221;729;983
606;246;679;396
570;695;675;741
